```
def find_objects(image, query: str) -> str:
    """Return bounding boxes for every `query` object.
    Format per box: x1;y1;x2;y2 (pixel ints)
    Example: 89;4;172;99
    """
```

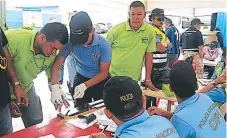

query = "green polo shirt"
106;21;156;81
5;29;56;99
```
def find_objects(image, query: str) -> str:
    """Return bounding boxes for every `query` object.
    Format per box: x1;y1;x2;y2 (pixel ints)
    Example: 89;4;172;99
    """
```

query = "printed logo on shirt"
0;55;7;70
141;37;149;44
156;128;177;138
92;52;100;60
198;103;223;130
156;34;163;41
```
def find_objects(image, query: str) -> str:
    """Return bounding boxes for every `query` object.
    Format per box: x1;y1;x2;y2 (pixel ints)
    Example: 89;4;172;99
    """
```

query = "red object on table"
2;117;112;138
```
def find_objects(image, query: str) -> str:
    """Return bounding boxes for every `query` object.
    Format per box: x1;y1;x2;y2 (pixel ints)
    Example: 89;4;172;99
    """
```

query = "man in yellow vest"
145;8;172;107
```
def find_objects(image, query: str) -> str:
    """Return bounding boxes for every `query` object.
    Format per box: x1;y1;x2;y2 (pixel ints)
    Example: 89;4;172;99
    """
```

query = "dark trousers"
73;73;110;106
146;67;170;108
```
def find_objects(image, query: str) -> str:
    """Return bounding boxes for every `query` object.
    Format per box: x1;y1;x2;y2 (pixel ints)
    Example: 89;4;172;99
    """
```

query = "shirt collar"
174;93;199;114
115;111;150;137
125;20;146;32
30;31;39;53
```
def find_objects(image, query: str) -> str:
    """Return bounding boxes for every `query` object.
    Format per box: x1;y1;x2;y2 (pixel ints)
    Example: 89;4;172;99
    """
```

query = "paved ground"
12;67;177;132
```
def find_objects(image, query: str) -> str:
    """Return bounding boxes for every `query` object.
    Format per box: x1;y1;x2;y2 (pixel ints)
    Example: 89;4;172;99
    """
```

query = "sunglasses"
155;17;164;21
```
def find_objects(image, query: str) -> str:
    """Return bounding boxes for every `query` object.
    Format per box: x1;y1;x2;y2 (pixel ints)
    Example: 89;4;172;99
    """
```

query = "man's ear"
104;108;112;119
38;34;47;43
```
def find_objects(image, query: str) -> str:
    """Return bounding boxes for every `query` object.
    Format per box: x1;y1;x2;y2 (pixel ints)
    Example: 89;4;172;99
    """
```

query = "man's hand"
13;85;29;106
89;133;107;138
215;75;226;85
51;84;70;112
73;83;87;99
148;106;164;116
9;102;22;118
145;80;159;91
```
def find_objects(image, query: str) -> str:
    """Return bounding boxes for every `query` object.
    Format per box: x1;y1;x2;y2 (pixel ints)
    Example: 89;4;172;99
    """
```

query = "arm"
51;56;66;84
156;35;167;52
197;32;204;58
3;44;28;105
145;30;159;90
84;62;110;88
171;115;196;138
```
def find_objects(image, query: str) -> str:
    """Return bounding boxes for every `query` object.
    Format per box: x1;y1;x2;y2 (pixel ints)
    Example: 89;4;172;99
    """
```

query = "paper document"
39;134;55;138
76;136;90;138
68;117;97;129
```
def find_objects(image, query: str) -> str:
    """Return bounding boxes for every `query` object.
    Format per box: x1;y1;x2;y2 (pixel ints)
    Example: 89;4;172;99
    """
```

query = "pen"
96;125;108;138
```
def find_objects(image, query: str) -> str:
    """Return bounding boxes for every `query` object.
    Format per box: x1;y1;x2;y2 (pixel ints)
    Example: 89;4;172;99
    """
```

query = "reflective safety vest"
153;25;168;68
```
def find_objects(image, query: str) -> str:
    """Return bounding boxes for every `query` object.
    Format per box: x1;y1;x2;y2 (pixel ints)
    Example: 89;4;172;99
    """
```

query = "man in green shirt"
3;22;69;128
106;1;157;90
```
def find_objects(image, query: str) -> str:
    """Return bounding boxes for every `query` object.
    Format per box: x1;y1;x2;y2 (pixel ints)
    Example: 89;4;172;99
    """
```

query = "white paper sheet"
39;134;55;138
76;136;90;138
68;117;97;129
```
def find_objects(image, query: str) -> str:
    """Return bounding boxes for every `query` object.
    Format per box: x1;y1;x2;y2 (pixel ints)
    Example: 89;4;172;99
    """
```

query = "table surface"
141;87;177;102
3;107;112;138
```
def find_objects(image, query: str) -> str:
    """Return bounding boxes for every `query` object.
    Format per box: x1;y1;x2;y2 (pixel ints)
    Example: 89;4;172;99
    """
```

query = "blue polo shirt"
165;26;179;54
59;33;111;78
171;93;226;138
114;111;180;138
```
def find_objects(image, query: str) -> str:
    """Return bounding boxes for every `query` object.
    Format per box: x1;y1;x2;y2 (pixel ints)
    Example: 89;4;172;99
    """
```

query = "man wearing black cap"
51;11;111;107
144;8;172;108
148;61;226;138
90;76;179;138
180;18;204;79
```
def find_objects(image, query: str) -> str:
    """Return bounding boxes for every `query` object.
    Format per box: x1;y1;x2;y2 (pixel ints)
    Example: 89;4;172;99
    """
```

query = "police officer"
148;61;226;138
90;76;180;138
145;8;171;107
180;18;204;79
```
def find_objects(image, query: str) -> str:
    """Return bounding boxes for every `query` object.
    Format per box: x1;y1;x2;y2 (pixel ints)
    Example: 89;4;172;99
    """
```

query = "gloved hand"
51;84;66;106
74;83;87;99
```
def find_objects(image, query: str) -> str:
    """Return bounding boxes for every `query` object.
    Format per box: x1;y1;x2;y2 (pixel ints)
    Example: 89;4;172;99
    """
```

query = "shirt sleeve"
0;27;8;47
146;29;157;53
58;43;71;58
196;31;204;47
100;41;112;62
105;28;116;46
170;115;196;138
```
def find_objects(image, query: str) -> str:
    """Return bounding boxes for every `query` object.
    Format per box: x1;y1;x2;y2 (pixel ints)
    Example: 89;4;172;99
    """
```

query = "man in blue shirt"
163;18;180;68
90;76;180;138
148;61;226;138
51;11;111;108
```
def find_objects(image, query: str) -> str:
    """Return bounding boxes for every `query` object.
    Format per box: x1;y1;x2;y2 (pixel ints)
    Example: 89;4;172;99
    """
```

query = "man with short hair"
51;11;111;107
180;18;204;79
90;76;180;138
148;61;226;138
164;18;180;67
3;22;69;128
106;1;157;90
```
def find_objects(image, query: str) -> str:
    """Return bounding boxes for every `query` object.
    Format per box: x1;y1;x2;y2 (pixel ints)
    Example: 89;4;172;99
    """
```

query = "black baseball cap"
69;11;93;45
151;8;165;21
170;61;197;98
191;18;204;26
103;76;143;121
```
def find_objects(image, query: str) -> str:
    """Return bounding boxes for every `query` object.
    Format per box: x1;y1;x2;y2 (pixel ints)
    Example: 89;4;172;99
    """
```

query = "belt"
183;49;199;52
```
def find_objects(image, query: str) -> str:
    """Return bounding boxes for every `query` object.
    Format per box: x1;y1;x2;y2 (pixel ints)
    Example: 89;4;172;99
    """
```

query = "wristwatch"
12;81;20;87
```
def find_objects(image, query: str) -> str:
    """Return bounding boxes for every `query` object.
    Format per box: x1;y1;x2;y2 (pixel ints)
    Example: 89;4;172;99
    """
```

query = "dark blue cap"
69;11;93;45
